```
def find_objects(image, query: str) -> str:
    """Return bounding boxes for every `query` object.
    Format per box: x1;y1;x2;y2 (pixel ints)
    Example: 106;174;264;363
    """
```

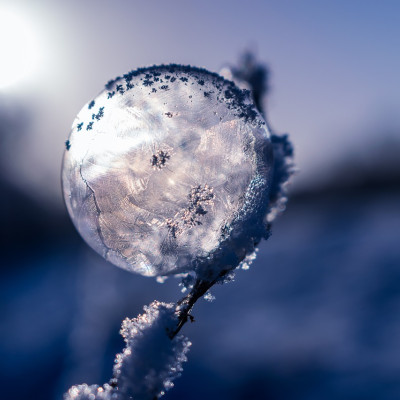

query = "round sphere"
62;65;273;277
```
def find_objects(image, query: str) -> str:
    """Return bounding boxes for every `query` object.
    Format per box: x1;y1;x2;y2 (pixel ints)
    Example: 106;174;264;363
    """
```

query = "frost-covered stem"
170;270;230;339
66;300;192;400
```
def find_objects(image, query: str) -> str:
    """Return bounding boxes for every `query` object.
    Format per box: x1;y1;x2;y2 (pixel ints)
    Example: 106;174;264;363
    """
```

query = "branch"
169;269;230;339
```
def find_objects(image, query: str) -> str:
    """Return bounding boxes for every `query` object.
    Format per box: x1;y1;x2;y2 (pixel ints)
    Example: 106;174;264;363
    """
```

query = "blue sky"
2;0;400;201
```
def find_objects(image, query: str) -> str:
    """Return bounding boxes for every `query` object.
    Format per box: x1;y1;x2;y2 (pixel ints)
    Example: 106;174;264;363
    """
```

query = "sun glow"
0;9;39;89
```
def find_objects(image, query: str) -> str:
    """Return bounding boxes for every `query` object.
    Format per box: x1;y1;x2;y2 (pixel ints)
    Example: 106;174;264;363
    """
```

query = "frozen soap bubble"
62;65;274;278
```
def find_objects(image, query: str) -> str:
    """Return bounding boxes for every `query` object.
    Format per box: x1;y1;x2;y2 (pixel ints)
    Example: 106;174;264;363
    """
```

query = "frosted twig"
170;270;230;338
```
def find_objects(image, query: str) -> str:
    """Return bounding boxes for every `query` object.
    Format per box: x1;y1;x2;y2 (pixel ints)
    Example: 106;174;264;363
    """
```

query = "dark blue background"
1;1;400;399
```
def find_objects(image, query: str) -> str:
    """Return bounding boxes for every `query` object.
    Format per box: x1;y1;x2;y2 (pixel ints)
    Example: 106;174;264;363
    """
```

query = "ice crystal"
239;247;259;270
62;64;274;277
64;384;116;400
203;291;216;302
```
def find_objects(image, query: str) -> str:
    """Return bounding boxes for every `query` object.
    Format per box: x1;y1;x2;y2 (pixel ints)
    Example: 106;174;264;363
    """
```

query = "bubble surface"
62;65;273;277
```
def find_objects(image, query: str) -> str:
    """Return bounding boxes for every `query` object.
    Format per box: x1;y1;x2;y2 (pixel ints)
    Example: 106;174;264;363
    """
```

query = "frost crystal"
64;384;116;400
239;247;259;270
62;65;273;277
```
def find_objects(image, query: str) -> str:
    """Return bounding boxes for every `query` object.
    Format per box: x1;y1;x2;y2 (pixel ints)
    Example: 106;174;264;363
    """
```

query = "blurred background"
1;1;400;399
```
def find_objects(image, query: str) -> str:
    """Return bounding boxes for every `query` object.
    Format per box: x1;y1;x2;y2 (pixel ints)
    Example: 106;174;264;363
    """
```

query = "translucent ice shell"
62;65;273;277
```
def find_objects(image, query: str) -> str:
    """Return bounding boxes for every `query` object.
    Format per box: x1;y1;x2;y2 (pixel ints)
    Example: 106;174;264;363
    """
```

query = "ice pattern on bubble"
62;65;273;277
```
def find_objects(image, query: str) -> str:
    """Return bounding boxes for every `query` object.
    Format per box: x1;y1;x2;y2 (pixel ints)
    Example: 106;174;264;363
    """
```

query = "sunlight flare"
0;9;39;89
